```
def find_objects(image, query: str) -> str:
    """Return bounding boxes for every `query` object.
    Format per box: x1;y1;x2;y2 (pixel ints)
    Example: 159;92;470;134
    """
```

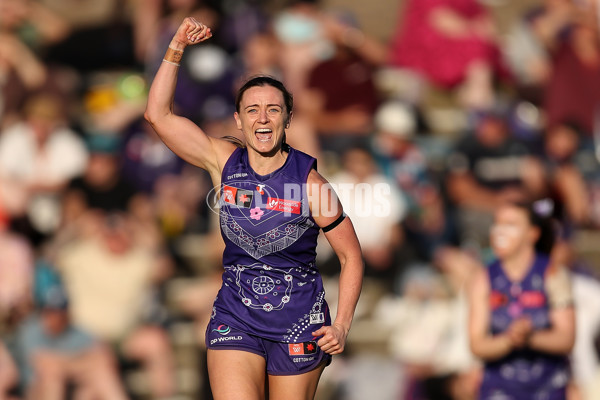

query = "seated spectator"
328;147;406;284
299;12;385;153
62;134;137;226
446;110;546;253
16;264;128;400
0;0;70;127
121;119;185;194
388;0;506;110
531;0;600;135
372;101;450;260
54;212;175;398
0;226;34;335
543;121;590;227
0;92;88;240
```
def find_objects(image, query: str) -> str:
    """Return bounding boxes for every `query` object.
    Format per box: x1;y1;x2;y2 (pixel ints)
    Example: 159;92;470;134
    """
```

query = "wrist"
499;333;514;352
333;320;351;335
168;39;187;51
163;44;184;66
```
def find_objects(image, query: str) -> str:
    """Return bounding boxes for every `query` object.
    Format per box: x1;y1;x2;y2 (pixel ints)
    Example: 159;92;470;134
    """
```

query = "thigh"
207;349;267;400
267;362;326;400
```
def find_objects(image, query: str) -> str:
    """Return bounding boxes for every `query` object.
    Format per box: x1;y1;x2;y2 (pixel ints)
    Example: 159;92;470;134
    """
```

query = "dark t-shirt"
545;38;600;135
307;54;378;114
68;176;136;212
447;135;531;190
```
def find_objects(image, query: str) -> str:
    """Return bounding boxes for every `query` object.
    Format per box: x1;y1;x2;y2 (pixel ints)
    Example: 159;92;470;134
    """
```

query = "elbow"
143;108;156;126
562;334;576;355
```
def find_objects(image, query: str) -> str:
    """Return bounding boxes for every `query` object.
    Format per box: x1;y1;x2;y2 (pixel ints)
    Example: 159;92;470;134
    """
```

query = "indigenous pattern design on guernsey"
220;212;315;259
212;147;331;343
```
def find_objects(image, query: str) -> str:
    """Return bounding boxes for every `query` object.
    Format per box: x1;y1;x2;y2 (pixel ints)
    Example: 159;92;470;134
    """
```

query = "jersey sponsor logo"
519;291;546;308
223;186;253;208
266;197;301;214
226;172;248;180
211;324;231;336
490;291;508;309
288;341;317;356
209;335;243;345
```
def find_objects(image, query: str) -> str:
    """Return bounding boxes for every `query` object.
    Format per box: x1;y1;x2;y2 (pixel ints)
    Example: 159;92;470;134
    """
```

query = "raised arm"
307;170;364;355
144;17;236;183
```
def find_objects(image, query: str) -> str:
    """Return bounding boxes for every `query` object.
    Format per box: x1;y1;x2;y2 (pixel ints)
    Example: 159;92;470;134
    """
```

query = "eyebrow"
244;104;283;110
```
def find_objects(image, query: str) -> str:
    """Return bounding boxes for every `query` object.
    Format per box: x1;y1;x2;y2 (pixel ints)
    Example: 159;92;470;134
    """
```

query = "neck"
247;146;288;175
501;246;536;281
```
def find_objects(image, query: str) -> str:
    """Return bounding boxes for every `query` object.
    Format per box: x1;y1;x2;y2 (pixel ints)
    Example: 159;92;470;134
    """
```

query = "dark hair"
235;75;293;119
513;200;556;255
235;75;293;147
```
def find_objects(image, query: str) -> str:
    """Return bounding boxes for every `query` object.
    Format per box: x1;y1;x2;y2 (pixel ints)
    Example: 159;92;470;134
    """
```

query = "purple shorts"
205;319;331;375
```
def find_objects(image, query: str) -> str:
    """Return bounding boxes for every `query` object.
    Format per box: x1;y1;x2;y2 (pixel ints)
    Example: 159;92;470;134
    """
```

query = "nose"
258;108;268;123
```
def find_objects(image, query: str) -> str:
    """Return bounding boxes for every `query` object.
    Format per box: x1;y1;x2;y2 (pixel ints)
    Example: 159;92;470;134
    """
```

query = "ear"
234;112;242;130
529;225;541;245
285;111;293;128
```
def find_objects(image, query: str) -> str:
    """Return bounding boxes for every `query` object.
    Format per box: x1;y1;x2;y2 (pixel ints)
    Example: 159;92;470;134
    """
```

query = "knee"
124;326;172;359
32;351;65;382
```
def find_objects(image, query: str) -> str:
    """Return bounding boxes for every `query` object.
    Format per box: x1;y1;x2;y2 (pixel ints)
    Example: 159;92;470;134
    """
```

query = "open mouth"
255;128;273;143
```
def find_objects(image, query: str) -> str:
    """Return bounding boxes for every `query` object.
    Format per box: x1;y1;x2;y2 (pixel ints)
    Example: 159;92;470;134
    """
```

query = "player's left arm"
307;169;364;355
527;263;575;354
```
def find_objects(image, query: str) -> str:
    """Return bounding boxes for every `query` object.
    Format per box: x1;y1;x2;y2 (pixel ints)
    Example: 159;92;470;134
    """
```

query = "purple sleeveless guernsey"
211;146;330;343
480;254;569;400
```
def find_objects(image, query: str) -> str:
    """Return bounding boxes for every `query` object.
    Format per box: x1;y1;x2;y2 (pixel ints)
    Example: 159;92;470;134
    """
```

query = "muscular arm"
144;17;235;185
307;170;364;355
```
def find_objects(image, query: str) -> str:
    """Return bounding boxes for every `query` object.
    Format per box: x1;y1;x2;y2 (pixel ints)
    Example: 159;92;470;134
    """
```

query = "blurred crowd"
0;0;600;399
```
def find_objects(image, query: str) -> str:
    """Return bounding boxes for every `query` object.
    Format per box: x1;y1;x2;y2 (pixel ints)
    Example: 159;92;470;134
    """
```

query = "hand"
172;17;212;48
506;317;533;348
312;323;348;355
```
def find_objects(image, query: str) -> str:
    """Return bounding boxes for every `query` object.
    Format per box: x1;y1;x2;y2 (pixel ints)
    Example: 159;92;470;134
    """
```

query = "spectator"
328;147;406;284
446;111;546;252
542;121;590;227
373;101;450;260
16;263;128;400
388;0;506;110
299;11;385;153
63;134;137;225
532;0;600;135
54;212;175;398
0;227;34;333
121;119;185;194
0;92;88;240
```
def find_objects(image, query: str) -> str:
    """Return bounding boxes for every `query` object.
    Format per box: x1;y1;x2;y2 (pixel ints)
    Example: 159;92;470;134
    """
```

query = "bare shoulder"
209;136;242;171
307;168;328;186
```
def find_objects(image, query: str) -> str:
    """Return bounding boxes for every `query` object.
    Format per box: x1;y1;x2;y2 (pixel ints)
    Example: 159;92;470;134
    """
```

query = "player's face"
234;85;290;155
490;205;538;259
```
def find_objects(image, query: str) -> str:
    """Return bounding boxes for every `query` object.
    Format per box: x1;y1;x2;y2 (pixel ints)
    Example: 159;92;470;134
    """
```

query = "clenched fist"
172;17;212;49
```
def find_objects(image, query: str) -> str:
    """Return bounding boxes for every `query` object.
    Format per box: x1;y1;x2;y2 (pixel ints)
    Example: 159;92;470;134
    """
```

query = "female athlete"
144;17;364;400
468;201;575;399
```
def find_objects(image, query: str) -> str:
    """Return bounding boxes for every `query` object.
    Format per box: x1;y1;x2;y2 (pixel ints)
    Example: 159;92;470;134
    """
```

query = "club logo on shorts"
288;341;317;356
212;324;231;336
